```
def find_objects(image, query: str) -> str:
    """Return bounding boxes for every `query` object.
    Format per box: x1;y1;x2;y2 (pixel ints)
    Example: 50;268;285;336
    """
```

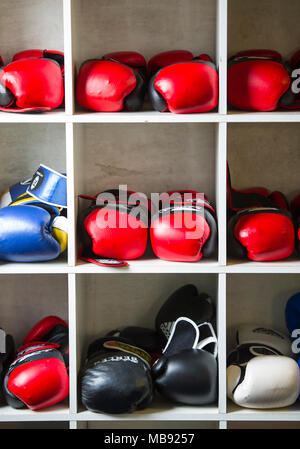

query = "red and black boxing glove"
148;51;218;114
3;342;69;410
227;165;295;261
0;55;64;112
76;51;147;112
150;190;218;262
23;316;69;368
78;189;150;266
228;49;291;111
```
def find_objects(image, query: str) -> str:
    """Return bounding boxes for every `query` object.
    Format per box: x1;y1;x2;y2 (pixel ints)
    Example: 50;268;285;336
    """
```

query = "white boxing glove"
227;355;300;409
227;324;293;366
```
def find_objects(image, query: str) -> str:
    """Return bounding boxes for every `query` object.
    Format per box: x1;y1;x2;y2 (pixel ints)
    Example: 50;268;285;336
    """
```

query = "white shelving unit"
0;0;300;430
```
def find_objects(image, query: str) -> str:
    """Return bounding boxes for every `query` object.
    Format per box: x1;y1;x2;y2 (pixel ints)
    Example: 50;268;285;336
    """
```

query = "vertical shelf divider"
216;0;228;115
217;273;227;415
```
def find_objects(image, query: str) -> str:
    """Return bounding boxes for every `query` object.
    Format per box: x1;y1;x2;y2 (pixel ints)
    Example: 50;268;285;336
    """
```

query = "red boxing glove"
3;342;69;410
23;316;69;367
148;60;218;113
228;49;290;111
0;58;64;112
76;52;146;112
227;164;295;261
13;49;64;74
150;191;217;262
78;190;149;265
229;210;295;261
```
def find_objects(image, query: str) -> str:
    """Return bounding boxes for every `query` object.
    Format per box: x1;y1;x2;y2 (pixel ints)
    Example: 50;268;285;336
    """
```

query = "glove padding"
148;60;218;113
152;317;218;405
227;355;300;409
3;342;69;410
78;190;149;263
80;337;153;414
76;53;146;112
228;49;290;111
0;58;64;112
150;191;217;262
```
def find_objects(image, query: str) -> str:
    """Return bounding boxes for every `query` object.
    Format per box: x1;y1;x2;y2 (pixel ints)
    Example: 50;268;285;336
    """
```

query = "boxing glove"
0;164;68;262
3;342;69;410
80;337;154;414
227;324;299;409
78;189;149;266
152;317;218;405
0;57;64;112
155;284;214;345
150;190;217;262
227;355;300;409
13;49;64;74
227;165;295;261
228;49;291;111
76;53;146;112
23;316;69;367
148;58;218;113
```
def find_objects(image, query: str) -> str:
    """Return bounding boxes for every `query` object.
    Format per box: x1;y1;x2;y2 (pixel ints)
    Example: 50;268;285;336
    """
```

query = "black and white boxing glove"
227;324;300;409
80;337;154;414
152;317;218;405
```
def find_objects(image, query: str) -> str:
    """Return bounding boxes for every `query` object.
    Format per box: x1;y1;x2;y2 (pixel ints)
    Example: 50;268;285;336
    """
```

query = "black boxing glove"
152;317;218;405
155;284;214;346
80;337;154;414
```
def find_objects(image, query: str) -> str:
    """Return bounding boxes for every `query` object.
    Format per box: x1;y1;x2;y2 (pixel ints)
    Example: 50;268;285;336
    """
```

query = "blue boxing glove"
0;164;67;262
0;205;67;262
285;292;300;348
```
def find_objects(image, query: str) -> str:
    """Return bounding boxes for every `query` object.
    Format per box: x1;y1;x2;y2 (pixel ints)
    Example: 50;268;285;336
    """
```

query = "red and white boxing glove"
227;165;295;261
23;316;69;367
0;57;64;112
148;52;218;113
78;189;149;266
3;342;69;410
150;190;217;262
76;51;147;112
228;49;291;111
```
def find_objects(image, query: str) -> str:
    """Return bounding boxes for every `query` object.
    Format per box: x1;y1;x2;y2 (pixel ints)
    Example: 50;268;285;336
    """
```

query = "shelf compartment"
75;273;220;416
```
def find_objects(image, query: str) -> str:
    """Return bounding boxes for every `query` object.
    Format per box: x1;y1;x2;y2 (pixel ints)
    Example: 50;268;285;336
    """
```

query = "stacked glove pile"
76;50;219;114
227;164;300;261
228;49;300;111
80;284;218;414
1;316;69;410
0;164;68;263
0;49;64;112
77;189;218;266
